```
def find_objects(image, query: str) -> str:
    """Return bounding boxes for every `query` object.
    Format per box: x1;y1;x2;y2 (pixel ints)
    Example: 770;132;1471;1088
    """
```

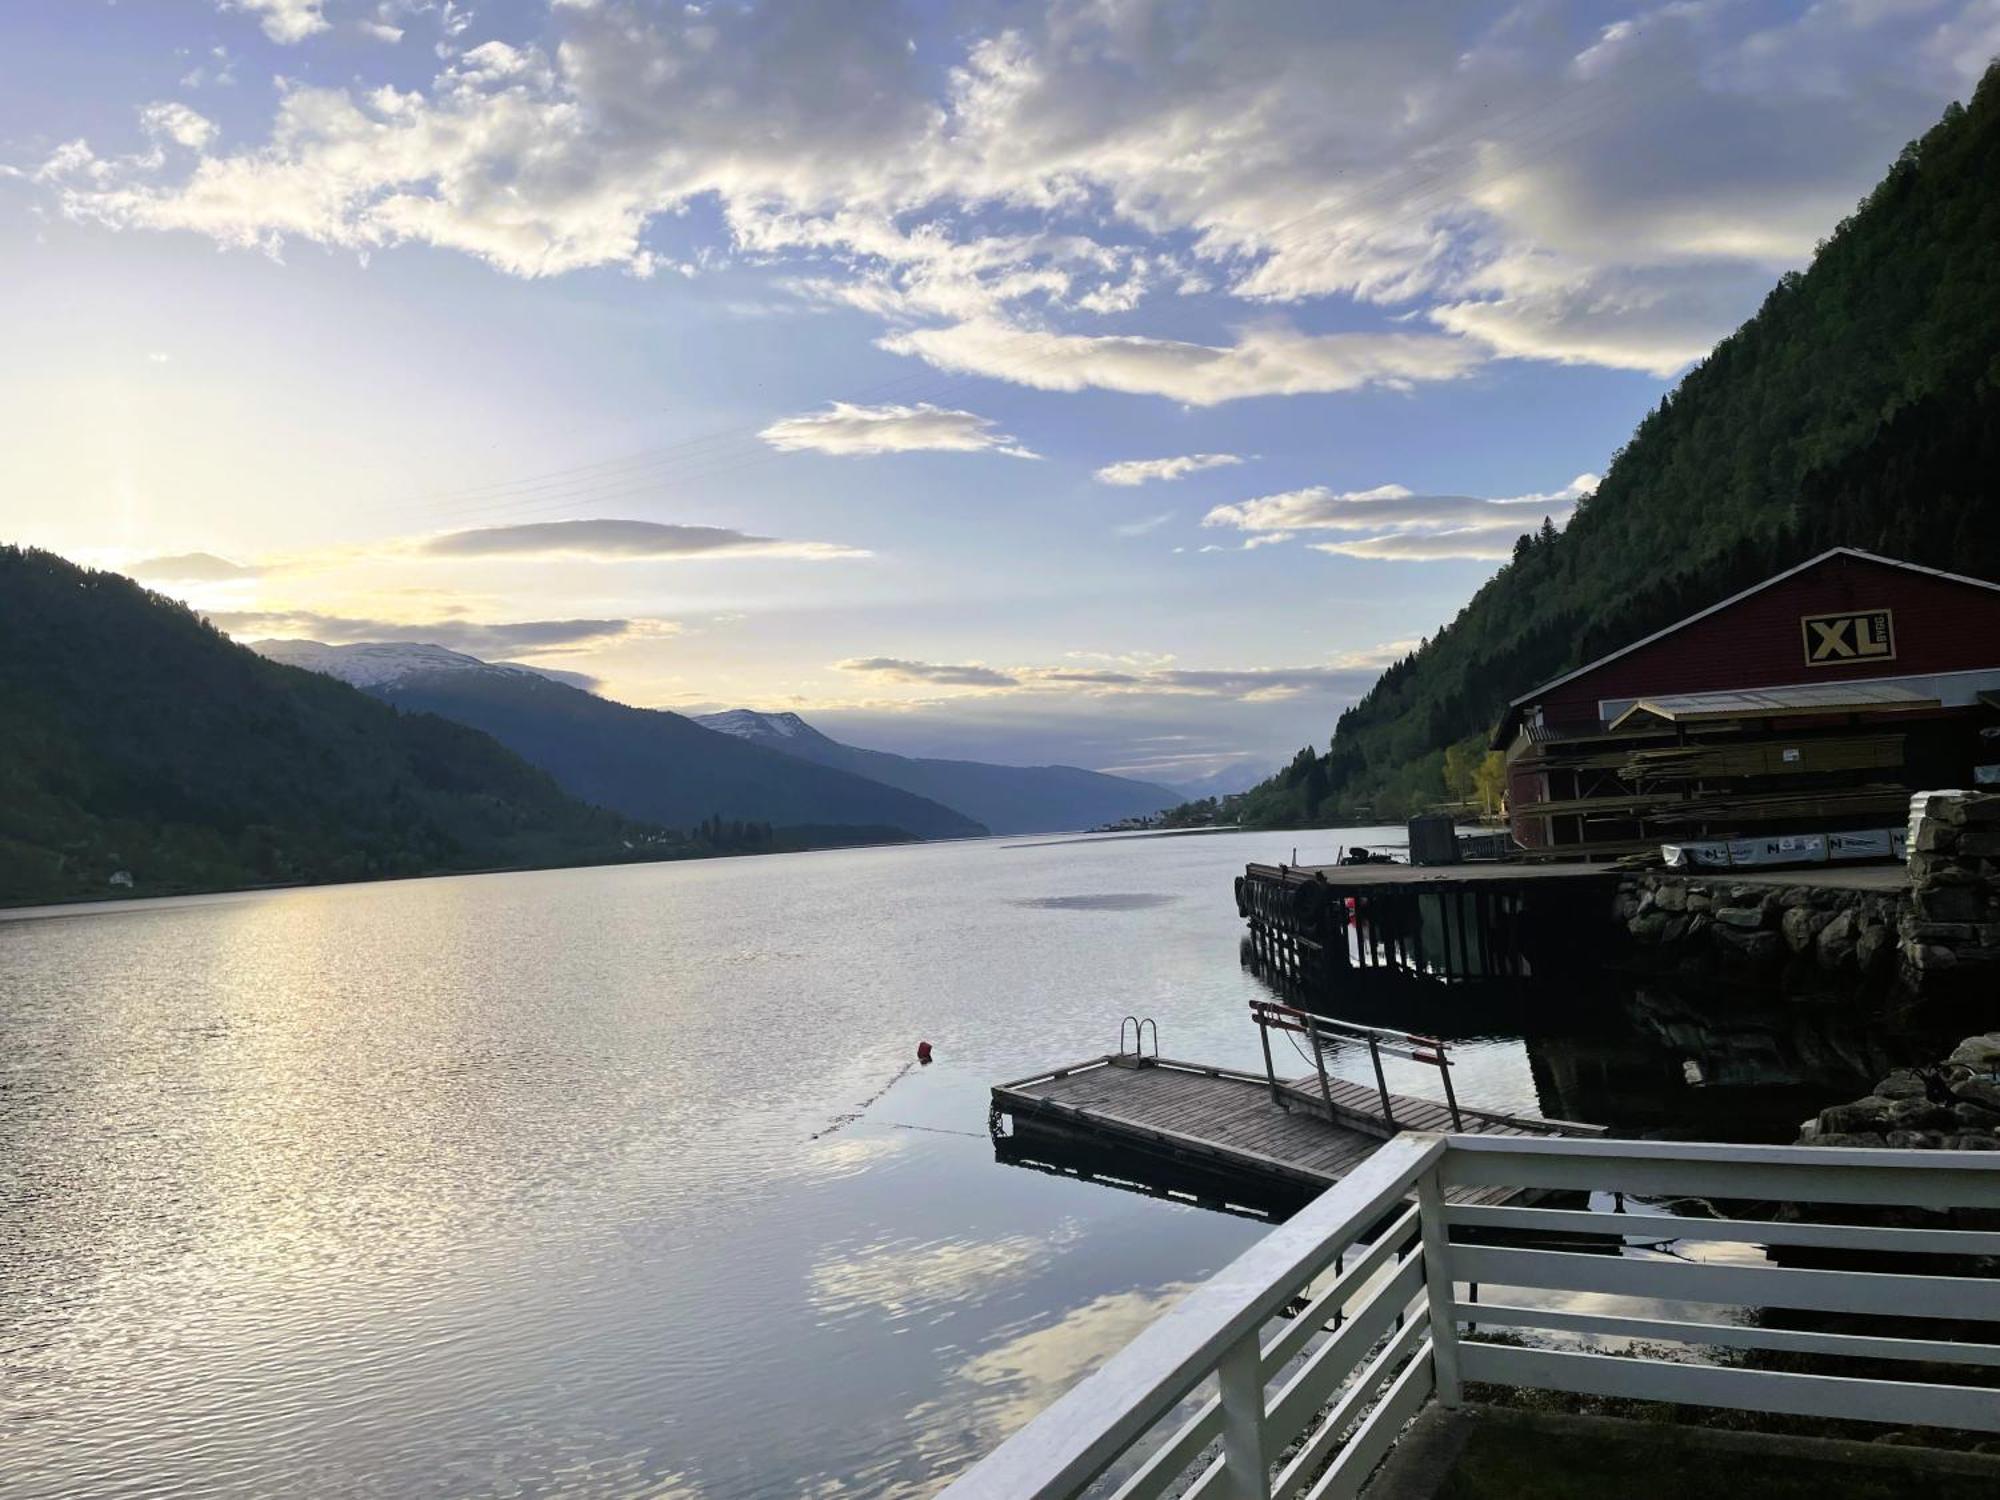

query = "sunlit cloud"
879;320;1480;405
130;551;263;582
418;519;868;562
1203;475;1597;561
837;657;1021;688
759;401;1037;458
209;609;674;657
221;0;327;45
1094;454;1243;487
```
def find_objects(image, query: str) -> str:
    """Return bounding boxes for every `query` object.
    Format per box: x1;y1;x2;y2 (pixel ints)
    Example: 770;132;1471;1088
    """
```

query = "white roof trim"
1508;548;2000;710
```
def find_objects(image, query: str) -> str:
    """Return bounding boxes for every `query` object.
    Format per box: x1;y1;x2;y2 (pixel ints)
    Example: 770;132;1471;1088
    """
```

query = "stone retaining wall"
1799;1031;2000;1149
1613;789;2000;993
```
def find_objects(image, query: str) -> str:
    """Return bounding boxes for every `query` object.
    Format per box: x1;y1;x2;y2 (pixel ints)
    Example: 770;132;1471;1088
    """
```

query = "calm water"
0;830;1949;1497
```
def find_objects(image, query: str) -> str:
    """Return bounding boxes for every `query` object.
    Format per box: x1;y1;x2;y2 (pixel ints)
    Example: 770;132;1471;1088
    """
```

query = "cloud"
223;0;328;45
758;402;1037;458
832;645;1411;703
43;1;1988;383
418;518;867;562
208;609;662;657
838;657;1022;688
879;321;1480;405
1094;453;1243;487
139;102;218;151
130;551;263;582
1203;475;1598;560
1112;512;1175;537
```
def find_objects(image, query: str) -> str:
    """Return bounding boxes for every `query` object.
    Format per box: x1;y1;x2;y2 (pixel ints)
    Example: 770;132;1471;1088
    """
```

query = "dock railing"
939;1135;2000;1500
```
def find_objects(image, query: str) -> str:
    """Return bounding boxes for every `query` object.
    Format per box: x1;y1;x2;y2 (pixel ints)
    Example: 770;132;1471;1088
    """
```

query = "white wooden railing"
940;1135;2000;1500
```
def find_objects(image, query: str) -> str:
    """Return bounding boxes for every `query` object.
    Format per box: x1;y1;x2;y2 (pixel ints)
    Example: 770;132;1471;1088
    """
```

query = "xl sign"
1801;608;1895;665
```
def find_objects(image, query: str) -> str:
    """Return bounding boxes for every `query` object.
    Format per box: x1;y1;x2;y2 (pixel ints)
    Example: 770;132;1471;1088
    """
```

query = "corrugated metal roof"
1608;682;1939;728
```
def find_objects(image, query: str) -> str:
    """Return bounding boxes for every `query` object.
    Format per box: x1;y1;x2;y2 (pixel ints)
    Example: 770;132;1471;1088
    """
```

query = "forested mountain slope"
1240;65;2000;826
0;548;677;905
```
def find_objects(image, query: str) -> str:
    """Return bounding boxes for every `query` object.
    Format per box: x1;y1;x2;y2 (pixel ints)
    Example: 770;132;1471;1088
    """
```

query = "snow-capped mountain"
251;639;596;690
692;708;1178;834
697;708;818;743
249;640;985;841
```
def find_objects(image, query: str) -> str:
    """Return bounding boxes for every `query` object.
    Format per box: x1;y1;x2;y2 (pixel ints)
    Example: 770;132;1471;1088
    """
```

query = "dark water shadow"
1011;893;1180;912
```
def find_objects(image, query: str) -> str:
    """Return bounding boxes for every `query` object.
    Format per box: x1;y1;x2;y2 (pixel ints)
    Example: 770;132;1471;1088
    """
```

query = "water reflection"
1;825;1974;1498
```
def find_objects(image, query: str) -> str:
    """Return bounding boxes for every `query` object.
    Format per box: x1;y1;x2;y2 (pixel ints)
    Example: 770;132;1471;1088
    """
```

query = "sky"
2;1;1993;786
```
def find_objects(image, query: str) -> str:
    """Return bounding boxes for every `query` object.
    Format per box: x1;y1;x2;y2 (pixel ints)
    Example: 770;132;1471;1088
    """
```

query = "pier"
990;1007;1601;1212
1237;859;1624;988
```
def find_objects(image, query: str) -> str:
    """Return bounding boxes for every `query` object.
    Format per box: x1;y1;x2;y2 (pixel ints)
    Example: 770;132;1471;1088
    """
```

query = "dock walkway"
992;1054;1593;1207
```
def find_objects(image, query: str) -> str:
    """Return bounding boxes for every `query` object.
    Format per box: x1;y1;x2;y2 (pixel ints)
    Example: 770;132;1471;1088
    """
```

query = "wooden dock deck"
992;1054;1599;1208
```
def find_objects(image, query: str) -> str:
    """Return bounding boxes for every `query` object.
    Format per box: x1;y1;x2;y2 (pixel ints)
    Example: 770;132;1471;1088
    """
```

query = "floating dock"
991;1025;1601;1213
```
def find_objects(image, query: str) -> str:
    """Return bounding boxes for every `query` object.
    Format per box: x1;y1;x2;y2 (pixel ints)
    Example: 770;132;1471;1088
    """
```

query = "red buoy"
916;1040;934;1064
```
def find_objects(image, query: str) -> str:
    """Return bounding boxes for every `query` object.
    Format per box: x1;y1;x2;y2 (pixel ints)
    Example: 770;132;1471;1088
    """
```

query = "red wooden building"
1495;549;2000;852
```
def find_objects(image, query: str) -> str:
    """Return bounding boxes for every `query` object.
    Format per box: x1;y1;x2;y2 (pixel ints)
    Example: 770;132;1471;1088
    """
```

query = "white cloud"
1205;474;1598;561
1094;453;1243;486
880;320;1480;405
223;0;329;45
758;402;1037;459
418;518;868;562
43;2;1991;382
1112;512;1175;537
139;102;218;152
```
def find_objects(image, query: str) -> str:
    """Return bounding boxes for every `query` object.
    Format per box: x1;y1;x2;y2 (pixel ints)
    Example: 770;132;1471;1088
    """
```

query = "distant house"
1493;548;2000;853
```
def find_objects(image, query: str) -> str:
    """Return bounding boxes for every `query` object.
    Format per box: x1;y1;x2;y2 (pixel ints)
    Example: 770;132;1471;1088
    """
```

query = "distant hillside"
0;549;677;905
257;641;987;842
694;709;1179;834
1240;65;2000;826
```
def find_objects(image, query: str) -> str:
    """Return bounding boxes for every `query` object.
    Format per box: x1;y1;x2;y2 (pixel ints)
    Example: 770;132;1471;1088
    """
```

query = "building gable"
1512;550;2000;736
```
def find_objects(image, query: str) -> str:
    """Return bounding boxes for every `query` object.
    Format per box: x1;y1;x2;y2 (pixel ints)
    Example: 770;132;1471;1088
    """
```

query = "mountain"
254;640;987;842
1159;762;1273;802
0;548;678;906
1239;67;2000;827
254;639;596;690
693;708;1179;834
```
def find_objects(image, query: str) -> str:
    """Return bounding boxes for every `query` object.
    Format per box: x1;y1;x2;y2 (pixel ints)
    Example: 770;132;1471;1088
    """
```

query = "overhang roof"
1607;682;1939;730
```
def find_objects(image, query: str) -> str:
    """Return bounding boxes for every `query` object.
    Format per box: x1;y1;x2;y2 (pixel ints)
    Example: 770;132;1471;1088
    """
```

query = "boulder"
1781;905;1831;953
1855;922;1892;973
1716;927;1782;961
1628;910;1670;944
1872;1068;1928;1101
1818;1096;1895;1133
1653;883;1688;913
1951;1133;2000;1150
1684;889;1713;912
1915;884;1988;922
1884;1097;1954;1132
1715;905;1768;931
1815;910;1857;967
1905;941;1960;972
1958;830;2000;857
1946;1034;2000;1070
1949;1075;2000;1113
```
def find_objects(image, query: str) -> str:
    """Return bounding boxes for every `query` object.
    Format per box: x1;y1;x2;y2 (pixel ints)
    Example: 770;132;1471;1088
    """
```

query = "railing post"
1416;1166;1463;1409
1367;1035;1397;1129
1256;1013;1282;1106
1304;1014;1337;1118
1215;1334;1272;1500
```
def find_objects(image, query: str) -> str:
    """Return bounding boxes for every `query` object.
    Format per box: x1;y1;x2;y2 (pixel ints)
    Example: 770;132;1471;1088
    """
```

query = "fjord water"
0;831;1926;1498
